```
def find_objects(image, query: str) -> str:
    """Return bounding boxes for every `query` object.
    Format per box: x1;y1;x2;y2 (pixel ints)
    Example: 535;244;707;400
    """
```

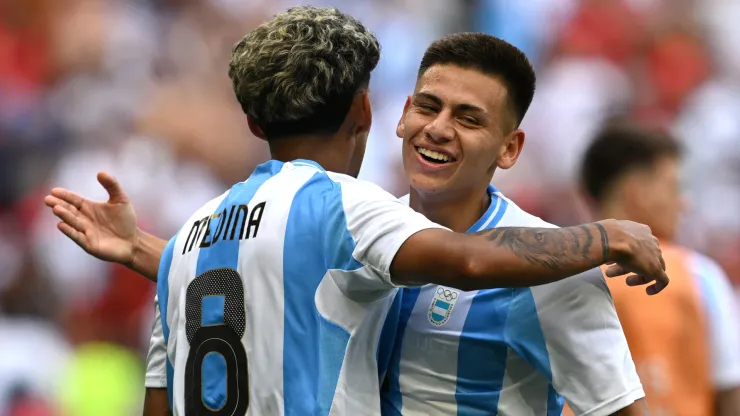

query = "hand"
599;219;669;295
43;172;139;266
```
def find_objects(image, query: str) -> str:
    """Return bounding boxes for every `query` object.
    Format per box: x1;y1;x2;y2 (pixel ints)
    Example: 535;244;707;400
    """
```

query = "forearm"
609;398;650;415
128;230;168;282
391;220;627;290
717;387;740;416
143;388;171;416
454;222;611;290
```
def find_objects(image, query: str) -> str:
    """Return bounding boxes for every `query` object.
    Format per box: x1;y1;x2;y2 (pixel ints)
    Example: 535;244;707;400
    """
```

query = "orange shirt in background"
564;243;713;416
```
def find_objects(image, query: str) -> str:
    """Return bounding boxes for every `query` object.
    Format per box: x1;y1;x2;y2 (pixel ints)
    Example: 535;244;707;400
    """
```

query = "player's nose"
423;114;454;143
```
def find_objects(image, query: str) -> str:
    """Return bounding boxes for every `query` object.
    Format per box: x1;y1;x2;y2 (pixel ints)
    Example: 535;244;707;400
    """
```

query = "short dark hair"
580;122;682;202
418;33;536;127
229;7;380;139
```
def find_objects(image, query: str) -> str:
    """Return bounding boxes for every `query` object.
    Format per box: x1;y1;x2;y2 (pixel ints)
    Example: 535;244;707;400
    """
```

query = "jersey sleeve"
692;253;740;389
324;174;447;289
145;295;168;388
508;267;644;416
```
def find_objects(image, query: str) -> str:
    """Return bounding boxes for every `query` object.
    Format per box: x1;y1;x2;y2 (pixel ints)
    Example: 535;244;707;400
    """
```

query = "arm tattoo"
474;224;605;270
593;222;610;263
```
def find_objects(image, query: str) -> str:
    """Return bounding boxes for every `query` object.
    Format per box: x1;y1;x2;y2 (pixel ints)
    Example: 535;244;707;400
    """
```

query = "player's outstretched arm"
43;172;166;282
143;388;171;416
610;398;650;415
391;219;668;294
718;388;740;416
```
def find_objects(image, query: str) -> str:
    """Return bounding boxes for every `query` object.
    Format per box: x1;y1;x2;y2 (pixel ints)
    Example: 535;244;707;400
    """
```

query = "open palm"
44;172;139;265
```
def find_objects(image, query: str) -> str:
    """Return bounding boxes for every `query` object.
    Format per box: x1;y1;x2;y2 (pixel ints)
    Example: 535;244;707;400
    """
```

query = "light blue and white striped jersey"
144;159;444;416
381;185;644;416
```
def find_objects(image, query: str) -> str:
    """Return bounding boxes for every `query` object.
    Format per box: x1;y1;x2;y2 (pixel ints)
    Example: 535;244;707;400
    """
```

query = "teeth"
417;147;450;162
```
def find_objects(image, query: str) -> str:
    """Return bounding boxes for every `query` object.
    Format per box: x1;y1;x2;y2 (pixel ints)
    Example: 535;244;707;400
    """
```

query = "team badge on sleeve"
428;286;459;326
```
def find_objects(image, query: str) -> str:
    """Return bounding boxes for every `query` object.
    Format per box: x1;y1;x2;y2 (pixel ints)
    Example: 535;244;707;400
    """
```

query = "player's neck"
268;135;352;175
601;203;674;243
409;187;491;233
598;201;628;224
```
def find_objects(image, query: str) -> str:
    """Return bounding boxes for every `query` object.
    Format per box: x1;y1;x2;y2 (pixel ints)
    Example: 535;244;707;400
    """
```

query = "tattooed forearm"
474;224;609;270
593;222;610;263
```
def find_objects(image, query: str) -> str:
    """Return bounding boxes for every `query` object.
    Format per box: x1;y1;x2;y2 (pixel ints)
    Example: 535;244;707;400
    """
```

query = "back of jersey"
154;159;442;416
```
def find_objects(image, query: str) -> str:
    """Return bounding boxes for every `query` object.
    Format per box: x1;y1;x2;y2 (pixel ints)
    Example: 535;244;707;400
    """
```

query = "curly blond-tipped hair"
228;6;380;139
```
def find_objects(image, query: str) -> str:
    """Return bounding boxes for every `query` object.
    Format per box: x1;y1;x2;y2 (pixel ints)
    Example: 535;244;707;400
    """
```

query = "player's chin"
407;170;456;194
404;152;459;190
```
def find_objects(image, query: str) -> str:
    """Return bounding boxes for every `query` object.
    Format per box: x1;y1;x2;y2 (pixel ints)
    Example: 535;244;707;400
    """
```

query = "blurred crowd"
0;0;738;414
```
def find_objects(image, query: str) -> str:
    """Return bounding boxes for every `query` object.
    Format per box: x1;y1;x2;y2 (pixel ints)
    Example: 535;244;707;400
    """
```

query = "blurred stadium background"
1;0;739;414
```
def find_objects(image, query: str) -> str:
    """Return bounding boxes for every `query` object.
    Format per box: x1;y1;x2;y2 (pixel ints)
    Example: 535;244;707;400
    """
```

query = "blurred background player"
570;122;740;416
381;33;647;416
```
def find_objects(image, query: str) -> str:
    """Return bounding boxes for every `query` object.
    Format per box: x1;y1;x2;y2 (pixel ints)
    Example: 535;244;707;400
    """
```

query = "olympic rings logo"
436;287;458;301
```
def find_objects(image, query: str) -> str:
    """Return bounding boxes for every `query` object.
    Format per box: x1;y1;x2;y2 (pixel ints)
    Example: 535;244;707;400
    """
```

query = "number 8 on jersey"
185;268;249;415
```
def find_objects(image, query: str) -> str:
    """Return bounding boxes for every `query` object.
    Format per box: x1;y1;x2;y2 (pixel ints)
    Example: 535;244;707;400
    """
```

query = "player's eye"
417;103;438;112
460;116;479;126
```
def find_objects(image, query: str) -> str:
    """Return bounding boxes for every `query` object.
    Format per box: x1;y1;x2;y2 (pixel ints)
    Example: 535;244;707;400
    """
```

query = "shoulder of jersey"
397;190;555;229
178;189;231;231
325;170;378;189
325;171;400;202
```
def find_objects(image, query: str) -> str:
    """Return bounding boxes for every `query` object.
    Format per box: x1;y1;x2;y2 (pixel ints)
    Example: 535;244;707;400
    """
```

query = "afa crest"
428;286;460;326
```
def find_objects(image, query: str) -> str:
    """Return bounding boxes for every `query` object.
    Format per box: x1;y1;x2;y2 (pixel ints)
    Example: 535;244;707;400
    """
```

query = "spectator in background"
569;122;740;416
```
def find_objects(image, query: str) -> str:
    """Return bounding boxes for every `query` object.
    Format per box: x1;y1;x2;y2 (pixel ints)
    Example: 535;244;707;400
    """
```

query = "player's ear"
358;89;372;136
396;96;411;139
496;129;525;170
348;89;372;138
247;115;267;141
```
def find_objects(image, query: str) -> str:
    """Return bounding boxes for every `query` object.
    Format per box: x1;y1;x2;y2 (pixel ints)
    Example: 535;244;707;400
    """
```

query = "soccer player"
43;7;667;416
576;123;740;416
379;34;648;415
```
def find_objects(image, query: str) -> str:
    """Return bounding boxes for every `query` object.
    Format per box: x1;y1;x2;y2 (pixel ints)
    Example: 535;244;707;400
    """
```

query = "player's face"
397;64;524;197
632;156;686;241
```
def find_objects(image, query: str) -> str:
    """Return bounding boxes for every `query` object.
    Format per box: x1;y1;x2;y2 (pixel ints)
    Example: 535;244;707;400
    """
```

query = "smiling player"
381;33;649;416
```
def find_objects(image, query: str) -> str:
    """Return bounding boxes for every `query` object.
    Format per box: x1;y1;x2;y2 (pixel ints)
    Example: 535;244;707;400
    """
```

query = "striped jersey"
144;159;444;416
381;185;644;416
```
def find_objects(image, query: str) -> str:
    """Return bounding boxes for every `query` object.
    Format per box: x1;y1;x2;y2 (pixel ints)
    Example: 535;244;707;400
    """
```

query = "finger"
44;194;60;208
97;172;129;204
605;264;628;277
646;283;660;296
646;277;668;295
44;195;78;214
659;253;666;271
50;187;85;210
52;205;87;233
625;274;651;286
58;221;87;249
49;197;82;218
656;269;670;290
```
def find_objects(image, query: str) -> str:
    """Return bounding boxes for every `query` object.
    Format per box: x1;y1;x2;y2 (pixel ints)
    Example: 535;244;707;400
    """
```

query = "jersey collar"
399;184;508;233
290;159;325;171
467;185;507;232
